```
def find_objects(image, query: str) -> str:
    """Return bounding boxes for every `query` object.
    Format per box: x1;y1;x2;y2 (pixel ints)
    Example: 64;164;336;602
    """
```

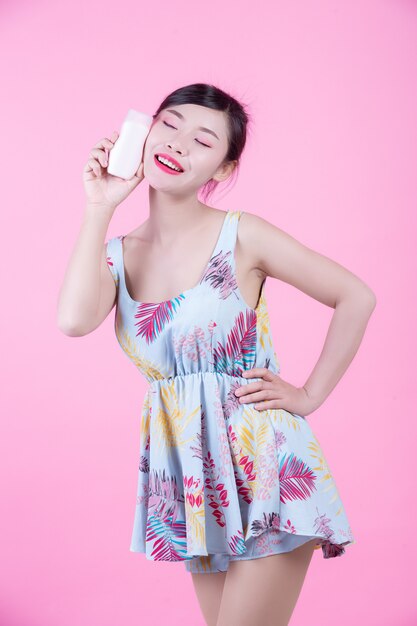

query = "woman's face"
142;103;234;193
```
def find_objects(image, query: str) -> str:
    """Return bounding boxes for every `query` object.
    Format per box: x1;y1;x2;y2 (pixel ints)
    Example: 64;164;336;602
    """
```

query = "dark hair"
152;83;252;202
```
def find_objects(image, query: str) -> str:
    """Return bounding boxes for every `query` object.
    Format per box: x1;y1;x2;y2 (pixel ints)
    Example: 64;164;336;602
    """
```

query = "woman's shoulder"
122;220;150;250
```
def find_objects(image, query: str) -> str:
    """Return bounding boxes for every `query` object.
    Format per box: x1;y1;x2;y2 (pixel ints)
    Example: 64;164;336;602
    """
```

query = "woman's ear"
212;160;237;183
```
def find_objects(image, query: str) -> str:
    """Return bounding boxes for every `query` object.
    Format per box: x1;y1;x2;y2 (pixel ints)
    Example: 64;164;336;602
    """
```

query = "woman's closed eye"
162;120;210;147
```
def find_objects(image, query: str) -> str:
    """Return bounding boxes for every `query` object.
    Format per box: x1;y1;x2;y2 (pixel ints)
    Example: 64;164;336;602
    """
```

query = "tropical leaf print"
140;388;152;439
223;379;242;419
136;480;149;505
322;541;346;558
254;286;282;374
115;320;167;381
251;511;281;537
172;323;215;364
183;474;206;552
212;382;235;479
189;430;203;460
106;253;119;286
283;518;297;533
307;437;345;513
188;555;214;573
149;467;185;506
235;407;269;458
212;308;257;375
139;388;152;476
146;509;189;561
200;249;238;299
154;381;201;452
278;451;317;503
228;529;246;556
189;406;234;529
268;408;304;432
139;455;149;474
144;468;190;560
228;423;254;504
313;507;335;540
133;296;186;344
231;407;280;501
256;451;280;501
227;412;260;501
274;429;287;449
312;507;346;557
202;449;231;528
256;287;273;349
189;405;206;461
252;527;284;556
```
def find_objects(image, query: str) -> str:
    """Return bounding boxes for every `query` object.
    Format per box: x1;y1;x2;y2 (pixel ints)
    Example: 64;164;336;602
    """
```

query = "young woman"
57;83;376;626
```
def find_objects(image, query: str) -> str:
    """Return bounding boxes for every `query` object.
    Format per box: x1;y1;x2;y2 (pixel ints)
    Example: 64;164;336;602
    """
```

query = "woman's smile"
153;154;185;176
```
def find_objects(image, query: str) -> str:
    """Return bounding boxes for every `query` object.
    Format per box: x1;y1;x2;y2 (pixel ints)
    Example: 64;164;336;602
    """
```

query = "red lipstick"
154;153;184;175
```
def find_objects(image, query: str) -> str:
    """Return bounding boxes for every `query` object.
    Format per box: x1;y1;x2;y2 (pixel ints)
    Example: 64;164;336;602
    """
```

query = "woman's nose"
167;141;187;155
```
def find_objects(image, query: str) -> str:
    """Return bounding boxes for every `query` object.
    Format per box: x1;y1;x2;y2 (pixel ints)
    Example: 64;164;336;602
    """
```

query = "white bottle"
107;109;153;180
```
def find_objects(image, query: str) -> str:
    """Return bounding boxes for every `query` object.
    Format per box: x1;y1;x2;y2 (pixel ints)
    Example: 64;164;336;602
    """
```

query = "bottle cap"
125;109;154;128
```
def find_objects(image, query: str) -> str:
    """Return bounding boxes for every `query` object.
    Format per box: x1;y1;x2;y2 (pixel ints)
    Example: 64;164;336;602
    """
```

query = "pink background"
1;1;415;624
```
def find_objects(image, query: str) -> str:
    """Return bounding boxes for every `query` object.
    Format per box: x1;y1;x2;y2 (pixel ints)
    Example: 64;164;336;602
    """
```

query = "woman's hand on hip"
234;367;320;417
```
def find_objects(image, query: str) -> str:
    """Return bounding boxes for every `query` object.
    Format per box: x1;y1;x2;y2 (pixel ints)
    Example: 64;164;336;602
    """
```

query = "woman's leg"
216;538;318;626
191;571;227;626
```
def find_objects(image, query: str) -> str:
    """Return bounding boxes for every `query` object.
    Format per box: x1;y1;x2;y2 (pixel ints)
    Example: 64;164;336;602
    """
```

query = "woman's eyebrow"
165;109;220;141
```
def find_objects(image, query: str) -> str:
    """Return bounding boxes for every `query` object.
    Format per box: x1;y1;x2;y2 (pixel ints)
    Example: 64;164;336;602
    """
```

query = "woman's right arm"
56;131;145;336
56;206;117;336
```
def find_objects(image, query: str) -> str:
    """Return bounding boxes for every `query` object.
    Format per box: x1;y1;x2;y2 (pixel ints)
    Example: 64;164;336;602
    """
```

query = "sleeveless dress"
105;209;355;574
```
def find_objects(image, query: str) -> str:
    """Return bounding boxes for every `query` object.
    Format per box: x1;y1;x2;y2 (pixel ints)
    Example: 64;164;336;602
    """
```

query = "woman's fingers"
85;158;101;177
92;132;118;150
85;132;119;173
89;147;108;168
92;139;112;150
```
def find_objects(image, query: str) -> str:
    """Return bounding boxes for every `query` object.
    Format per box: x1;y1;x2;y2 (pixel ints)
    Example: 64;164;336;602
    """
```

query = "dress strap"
222;210;244;268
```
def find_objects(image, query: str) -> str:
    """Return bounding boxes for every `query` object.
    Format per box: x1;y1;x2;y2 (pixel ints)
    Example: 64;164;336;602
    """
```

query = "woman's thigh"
216;538;317;626
191;570;227;626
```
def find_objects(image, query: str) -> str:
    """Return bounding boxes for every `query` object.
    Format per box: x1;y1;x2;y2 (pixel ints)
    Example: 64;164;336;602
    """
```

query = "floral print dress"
105;209;355;574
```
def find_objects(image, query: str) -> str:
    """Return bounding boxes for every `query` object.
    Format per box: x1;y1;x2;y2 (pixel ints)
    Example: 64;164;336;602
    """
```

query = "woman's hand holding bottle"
82;131;145;213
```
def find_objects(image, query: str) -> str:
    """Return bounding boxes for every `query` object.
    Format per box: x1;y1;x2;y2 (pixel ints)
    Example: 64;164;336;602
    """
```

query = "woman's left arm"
298;292;375;412
234;213;377;416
